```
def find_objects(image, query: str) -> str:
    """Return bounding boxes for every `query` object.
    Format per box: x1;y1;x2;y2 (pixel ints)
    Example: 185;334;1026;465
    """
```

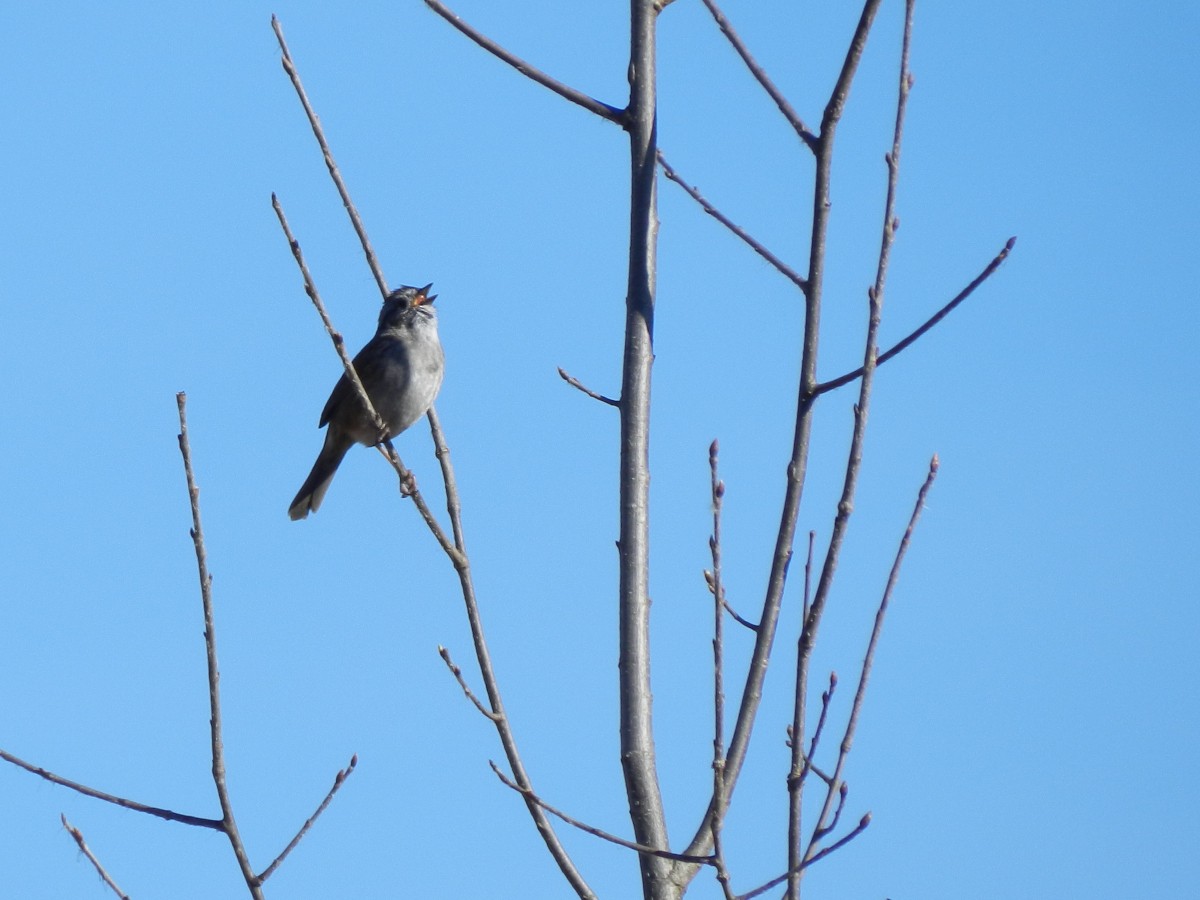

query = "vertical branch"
708;442;736;899
176;394;263;900
672;3;887;883
788;2;910;893
619;2;671;898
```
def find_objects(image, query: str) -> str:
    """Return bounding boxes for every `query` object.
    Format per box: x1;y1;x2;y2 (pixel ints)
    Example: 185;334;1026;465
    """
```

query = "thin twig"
813;236;1017;396
557;367;620;408
424;0;625;125
177;393;262;898
658;150;807;291
61;816;129;900
257;755;358;884
271;15;387;296
806;454;936;862
788;671;836;791
707;441;737;900
439;646;500;721
489;762;714;866
698;0;818;149
0;748;221;829
739;814;871;900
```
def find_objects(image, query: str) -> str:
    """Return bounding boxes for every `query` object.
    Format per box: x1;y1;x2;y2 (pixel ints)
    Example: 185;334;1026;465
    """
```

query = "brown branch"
258;755;358;884
439;645;500;721
657;150;807;291
271;15;387;296
273;28;591;894
813;236;1017;396
489;763;714;866
61;815;129;900
176;393;263;898
707;440;737;900
424;0;626;125
804;454;936;867
673;1;888;887
698;0;817;149
557;367;620;408
787;670;836;792
0;748;222;829
792;12;912;888
739;814;871;900
787;2;898;892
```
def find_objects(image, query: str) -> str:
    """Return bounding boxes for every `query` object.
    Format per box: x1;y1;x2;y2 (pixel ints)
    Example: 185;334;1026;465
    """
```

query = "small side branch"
698;0;818;149
813;236;1017;396
439;645;501;721
258;755;359;884
557;367;620;408
61;816;129;900
0;748;222;829
424;1;626;125
658;150;807;291
740;814;871;900
489;763;714;866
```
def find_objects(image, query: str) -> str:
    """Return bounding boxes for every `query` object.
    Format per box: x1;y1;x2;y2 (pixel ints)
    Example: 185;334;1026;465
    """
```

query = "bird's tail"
288;432;353;520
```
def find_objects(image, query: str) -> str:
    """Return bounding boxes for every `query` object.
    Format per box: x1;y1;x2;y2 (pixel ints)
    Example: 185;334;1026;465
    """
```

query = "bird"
288;283;444;520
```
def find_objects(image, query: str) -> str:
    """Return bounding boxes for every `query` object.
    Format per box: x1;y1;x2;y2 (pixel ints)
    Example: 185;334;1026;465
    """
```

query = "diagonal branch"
813;235;1017;396
424;0;626;125
0;748;221;829
272;15;388;296
657;150;807;290
698;0;818;149
558;367;621;407
490;762;714;866
257;755;358;884
61;816;129;900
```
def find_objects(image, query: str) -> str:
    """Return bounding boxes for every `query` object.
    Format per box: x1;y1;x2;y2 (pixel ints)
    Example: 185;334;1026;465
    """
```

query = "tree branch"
424;0;626;125
273;25;593;893
657;150;807;290
558;367;620;408
490;763;713;866
790;8;912;889
176;393;263;898
698;0;817;149
271;15;388;296
619;3;672;897
0;748;222;829
257;755;358;884
812;235;1017;396
61;816;129;900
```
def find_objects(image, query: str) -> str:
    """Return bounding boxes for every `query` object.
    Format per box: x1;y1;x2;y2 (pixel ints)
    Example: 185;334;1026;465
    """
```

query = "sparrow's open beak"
415;282;436;305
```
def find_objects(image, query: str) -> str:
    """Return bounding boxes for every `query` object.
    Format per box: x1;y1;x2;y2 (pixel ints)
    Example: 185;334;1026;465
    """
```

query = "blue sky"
2;1;1197;897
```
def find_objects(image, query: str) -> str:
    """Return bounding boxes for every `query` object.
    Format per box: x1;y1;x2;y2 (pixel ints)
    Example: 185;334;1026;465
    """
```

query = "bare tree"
2;2;1014;897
